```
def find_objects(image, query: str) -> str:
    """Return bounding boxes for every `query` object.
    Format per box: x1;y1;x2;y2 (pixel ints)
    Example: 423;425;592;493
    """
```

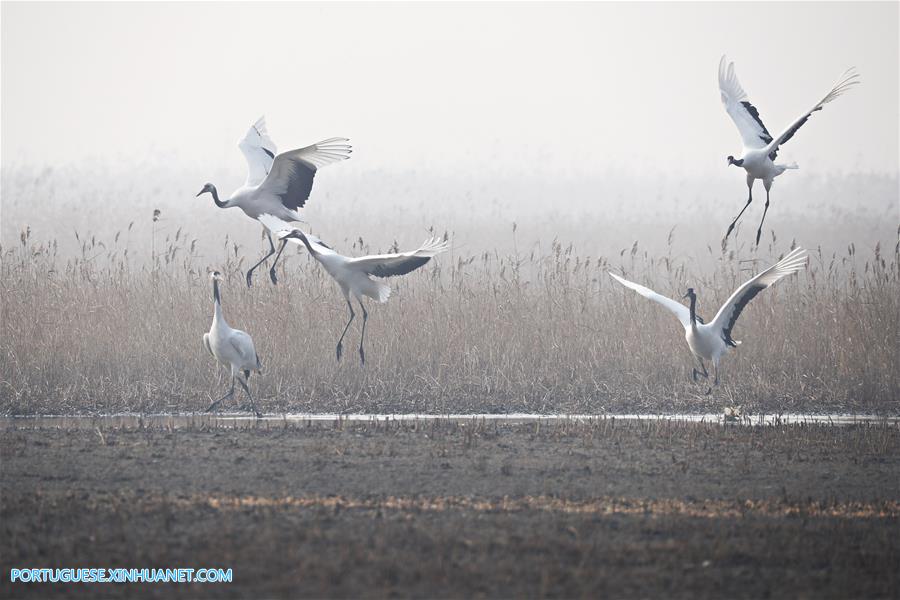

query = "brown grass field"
1;220;898;416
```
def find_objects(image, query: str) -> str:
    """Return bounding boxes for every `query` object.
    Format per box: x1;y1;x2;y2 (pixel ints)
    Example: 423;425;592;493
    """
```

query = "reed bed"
1;217;897;416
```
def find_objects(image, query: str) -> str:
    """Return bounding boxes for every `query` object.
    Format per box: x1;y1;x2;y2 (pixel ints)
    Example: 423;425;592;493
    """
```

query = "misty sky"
2;2;898;179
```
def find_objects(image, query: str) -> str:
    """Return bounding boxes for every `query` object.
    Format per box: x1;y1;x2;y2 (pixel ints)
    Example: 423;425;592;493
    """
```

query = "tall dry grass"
1;218;897;416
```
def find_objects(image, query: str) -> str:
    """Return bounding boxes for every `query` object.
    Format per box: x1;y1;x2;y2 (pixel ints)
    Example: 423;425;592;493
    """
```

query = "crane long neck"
293;231;320;258
212;279;224;322
689;293;698;327
210;186;227;209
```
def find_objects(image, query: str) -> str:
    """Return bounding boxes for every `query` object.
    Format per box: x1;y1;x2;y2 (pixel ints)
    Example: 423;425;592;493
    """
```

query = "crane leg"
724;185;753;240
755;188;771;246
358;300;368;366
714;362;720;386
206;376;235;413
236;375;261;418
246;232;277;288
692;359;709;382
268;238;290;285
336;300;355;362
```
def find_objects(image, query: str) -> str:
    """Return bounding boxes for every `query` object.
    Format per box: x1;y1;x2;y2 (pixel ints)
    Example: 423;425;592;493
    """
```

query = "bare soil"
2;420;899;598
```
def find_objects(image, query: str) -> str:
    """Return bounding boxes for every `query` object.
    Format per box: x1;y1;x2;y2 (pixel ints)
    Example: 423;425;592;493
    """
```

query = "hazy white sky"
2;1;898;178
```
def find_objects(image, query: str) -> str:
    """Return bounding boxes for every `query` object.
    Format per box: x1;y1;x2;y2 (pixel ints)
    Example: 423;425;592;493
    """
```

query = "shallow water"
1;412;897;430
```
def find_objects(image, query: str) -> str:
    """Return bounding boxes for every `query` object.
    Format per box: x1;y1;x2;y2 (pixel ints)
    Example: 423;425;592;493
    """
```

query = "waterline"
2;412;898;430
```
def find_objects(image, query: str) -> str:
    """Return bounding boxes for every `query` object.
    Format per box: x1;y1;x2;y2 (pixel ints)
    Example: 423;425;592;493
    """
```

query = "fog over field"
2;2;898;267
2;164;897;269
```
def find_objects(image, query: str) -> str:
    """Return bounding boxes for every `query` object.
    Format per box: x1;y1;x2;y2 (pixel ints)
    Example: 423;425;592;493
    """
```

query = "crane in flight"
197;117;351;287
719;56;859;245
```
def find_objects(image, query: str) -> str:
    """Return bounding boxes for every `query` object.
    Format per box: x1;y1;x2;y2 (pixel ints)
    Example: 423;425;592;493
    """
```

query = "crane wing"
238;116;279;187
229;330;259;367
609;272;692;328
764;68;859;160
711;247;807;343
346;237;449;278
718;56;774;150
202;333;214;358
257;138;352;211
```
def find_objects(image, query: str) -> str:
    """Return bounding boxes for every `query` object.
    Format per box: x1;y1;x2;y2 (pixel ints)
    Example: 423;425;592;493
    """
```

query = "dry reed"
1;214;897;416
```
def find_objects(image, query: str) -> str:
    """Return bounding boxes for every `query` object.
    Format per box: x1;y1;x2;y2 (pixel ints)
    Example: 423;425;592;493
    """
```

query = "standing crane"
203;271;263;417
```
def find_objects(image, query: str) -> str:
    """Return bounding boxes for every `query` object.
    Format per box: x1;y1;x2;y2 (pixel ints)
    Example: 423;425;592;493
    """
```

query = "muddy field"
2;419;899;598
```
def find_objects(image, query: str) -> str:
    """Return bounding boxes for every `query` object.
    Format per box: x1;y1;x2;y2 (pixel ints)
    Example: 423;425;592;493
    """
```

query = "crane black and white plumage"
196;117;351;287
203;271;263;417
719;56;859;244
609;247;807;389
274;226;449;365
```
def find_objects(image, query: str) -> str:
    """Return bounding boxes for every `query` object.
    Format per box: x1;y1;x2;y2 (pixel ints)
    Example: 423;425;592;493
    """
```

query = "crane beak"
196;190;204;197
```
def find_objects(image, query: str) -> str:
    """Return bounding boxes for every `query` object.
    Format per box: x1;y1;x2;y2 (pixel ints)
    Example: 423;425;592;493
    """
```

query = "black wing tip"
722;282;766;342
371;256;431;278
740;100;773;138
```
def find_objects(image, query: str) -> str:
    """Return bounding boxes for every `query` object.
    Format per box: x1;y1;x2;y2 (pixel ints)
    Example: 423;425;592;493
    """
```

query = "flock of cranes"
197;56;857;415
198;117;450;411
